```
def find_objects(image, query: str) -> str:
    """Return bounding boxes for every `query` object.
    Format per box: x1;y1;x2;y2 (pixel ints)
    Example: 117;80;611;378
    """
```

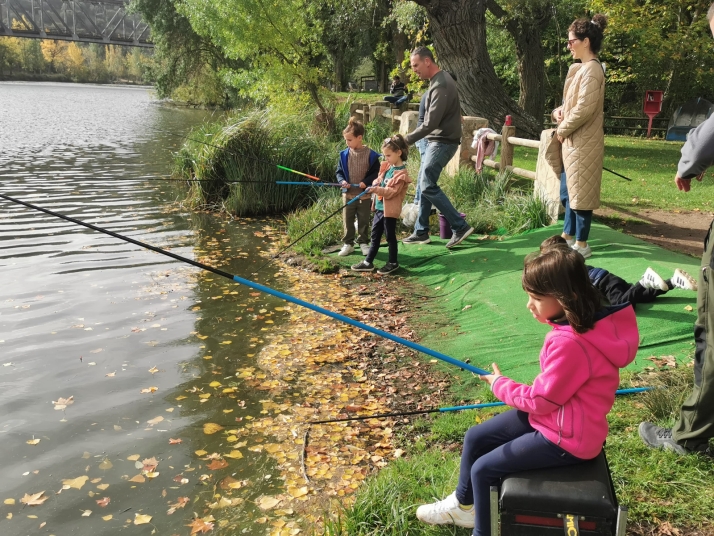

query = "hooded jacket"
491;304;639;460
369;162;412;218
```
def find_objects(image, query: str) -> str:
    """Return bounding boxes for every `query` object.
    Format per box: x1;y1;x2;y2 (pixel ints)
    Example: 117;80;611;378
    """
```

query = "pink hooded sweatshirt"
491;304;639;460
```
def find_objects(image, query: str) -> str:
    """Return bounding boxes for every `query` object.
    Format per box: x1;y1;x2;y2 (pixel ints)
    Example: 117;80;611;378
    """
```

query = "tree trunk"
487;0;549;130
333;54;344;92
413;0;540;138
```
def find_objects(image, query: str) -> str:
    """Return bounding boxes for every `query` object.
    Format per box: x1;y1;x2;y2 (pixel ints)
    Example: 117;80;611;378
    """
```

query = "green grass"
511;135;714;212
322;365;714;534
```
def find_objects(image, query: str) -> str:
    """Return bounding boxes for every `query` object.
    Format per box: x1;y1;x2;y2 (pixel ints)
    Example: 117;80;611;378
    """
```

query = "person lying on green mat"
541;236;696;308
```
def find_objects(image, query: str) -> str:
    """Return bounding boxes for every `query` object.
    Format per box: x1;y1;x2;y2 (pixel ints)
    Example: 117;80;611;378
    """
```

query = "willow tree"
177;0;332;114
412;0;543;137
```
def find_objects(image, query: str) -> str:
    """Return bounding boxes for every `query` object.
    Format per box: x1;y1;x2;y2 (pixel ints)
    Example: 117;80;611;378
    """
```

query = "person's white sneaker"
640;267;669;291
565;238;575;247
571;243;592;259
338;244;354;256
415;492;475;528
671;268;697;291
360;243;370;256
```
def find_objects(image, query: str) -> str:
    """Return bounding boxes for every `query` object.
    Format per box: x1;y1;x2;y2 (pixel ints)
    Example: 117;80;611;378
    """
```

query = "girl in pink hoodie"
416;244;639;534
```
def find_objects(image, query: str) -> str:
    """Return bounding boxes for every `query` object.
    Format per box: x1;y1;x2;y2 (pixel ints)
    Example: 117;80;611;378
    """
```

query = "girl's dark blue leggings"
454;409;585;536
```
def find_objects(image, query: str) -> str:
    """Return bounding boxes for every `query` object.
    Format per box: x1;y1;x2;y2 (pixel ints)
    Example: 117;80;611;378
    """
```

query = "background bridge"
0;0;152;47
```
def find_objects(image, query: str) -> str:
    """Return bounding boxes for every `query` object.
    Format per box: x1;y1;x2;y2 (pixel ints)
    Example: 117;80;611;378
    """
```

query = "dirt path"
595;207;713;258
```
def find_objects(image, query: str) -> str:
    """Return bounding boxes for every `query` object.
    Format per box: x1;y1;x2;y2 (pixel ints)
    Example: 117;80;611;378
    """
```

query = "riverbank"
319;223;714;535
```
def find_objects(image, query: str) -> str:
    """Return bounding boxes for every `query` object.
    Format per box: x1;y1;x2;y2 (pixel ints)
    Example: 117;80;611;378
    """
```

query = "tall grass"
284;188;344;256
174;108;339;216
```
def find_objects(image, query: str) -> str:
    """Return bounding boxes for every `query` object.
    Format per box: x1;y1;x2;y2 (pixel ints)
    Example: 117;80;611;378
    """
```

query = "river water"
0;82;299;535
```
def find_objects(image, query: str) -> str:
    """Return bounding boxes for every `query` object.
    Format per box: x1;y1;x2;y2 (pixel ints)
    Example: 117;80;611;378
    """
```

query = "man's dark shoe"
377;262;400;275
638;422;710;455
403;233;431;245
445;226;474;248
351;260;375;272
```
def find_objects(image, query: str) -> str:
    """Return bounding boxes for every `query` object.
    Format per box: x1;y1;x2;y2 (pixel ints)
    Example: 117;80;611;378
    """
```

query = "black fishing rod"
308;387;652;425
252;189;370;274
603;166;633;182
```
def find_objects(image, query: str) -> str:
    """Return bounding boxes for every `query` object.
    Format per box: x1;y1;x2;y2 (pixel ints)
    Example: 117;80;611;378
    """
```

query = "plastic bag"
401;203;419;227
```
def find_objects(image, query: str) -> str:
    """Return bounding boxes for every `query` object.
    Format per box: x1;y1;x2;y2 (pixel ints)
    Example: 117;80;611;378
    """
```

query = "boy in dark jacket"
336;118;380;256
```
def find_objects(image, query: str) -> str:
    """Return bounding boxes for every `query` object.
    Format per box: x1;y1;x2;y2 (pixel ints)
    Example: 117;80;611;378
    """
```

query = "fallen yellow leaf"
62;476;88;490
4;498;15;505
257;496;281;510
203;423;224;435
98;459;113;470
127;454;140;461
20;491;48;506
195;450;208;457
102;515;113;521
26;439;40;445
224;450;243;459
96;484;109;491
209;381;221;388
134;513;152;525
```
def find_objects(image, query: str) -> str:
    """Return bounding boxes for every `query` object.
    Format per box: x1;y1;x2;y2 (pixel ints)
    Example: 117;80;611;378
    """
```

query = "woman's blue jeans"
560;171;593;242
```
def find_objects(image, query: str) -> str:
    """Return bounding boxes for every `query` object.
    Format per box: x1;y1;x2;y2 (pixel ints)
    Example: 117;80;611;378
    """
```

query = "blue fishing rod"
0;192;653;424
308;388;653;424
0;191;485;376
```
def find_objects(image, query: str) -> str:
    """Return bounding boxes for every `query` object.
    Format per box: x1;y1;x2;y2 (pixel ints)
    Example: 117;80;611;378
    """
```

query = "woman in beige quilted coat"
553;14;607;259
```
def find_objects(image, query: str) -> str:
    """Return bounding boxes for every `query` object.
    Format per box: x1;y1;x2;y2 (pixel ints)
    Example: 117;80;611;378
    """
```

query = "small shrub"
641;365;693;423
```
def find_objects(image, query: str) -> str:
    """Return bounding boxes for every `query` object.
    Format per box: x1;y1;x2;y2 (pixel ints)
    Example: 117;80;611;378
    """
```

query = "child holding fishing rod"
336;118;381;257
351;134;411;275
416;241;639;534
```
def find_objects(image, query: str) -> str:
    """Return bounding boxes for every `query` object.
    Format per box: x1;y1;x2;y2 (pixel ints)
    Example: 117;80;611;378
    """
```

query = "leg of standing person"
574;209;593;242
364;211;385;264
355;198;372;247
341;197;357;246
561;171;576;240
384;217;398;264
414;138;426;205
409;141;472;247
673;219;714;449
640;219;714;454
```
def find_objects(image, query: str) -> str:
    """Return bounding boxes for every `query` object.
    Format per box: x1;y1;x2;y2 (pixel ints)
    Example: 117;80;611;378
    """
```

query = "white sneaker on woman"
416;492;475;528
571;243;592;259
671;268;697;291
338;244;354;256
640;267;669;291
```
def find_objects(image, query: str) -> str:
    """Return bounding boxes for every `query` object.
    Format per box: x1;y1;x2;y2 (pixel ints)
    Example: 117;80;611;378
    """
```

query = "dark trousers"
366;210;398;264
673;218;714;448
560;171;593;242
454;409;584;536
596;272;666;307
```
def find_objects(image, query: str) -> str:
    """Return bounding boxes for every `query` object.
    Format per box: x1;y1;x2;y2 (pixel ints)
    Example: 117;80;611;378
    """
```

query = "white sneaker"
338;244;354;256
415;492;475;528
640;267;668;291
671;268;697;291
571;243;592;259
360;243;370;256
565;238;575;247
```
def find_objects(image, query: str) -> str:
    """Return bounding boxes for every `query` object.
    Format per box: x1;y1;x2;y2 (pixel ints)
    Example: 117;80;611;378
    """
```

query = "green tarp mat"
334;223;700;383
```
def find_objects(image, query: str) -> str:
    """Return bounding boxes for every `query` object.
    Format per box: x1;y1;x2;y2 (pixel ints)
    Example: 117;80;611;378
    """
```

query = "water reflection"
0;82;287;534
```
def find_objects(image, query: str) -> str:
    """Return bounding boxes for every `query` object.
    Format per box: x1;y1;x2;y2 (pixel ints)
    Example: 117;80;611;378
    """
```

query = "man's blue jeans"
415;141;467;234
560;171;592;242
414;138;427;205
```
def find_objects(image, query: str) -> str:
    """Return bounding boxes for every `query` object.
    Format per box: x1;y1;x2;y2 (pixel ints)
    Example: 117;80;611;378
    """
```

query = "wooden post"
349;102;360;121
398;111;419;138
499;124;516;172
445;116;489;176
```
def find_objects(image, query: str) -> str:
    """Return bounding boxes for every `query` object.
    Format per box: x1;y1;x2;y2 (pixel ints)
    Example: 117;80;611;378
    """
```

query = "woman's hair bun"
591;13;608;31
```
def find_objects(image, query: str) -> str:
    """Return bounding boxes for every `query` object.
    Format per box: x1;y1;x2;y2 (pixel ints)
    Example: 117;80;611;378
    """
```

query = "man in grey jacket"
402;47;474;248
639;2;714;456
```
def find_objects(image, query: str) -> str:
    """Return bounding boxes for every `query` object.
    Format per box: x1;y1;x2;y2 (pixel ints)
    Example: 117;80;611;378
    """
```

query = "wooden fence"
350;101;420;131
477;124;539;181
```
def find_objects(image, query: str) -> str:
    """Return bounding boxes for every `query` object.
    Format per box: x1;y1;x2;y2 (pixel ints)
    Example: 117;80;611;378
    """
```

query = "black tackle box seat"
500;450;617;520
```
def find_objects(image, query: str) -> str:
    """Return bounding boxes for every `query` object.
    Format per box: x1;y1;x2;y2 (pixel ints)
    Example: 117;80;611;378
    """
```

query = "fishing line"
307;387;653;424
0;192;488;376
